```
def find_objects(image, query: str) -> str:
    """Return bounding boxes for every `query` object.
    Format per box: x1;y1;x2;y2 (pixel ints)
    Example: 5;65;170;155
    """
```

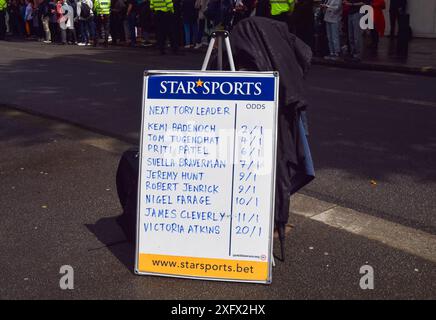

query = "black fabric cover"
230;16;314;226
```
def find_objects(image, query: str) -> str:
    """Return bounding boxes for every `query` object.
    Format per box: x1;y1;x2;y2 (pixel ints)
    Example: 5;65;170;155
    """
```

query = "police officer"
150;0;178;54
269;0;295;32
0;0;7;40
94;0;111;46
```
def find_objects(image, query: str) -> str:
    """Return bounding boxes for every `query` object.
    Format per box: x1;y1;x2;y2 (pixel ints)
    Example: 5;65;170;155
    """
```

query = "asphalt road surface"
0;107;434;299
1;41;435;234
0;40;435;299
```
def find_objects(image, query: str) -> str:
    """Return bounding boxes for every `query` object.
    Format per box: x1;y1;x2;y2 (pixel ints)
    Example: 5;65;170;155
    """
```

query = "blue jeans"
79;19;95;43
183;21;197;46
325;21;340;56
348;12;363;58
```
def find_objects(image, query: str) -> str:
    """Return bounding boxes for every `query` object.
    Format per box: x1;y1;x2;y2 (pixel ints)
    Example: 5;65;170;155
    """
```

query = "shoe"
77;42;86;46
324;55;334;60
184;44;190;49
351;55;362;62
194;43;202;49
43;40;52;44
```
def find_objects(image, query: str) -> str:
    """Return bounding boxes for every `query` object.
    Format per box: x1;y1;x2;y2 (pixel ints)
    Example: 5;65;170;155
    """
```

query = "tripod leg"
224;36;236;71
201;37;216;71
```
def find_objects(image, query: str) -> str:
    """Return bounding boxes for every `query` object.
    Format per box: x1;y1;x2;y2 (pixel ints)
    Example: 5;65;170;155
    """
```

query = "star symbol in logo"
196;79;204;87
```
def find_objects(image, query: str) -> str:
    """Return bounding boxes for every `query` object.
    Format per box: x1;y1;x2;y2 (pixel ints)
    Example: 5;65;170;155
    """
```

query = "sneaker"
77;42;87;46
184;44;190;49
324;55;334;60
43;40;52;44
194;43;202;49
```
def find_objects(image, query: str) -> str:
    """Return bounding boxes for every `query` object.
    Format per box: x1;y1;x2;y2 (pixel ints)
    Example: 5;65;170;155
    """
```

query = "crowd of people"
317;0;407;62
0;0;408;59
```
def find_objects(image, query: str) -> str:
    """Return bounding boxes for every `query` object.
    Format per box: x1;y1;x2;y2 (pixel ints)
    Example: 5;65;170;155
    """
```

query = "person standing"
110;0;126;45
139;0;152;45
370;0;385;51
24;0;33;37
193;0;207;49
321;0;341;60
388;0;406;38
62;0;77;43
94;0;111;46
344;0;368;62
48;0;57;41
0;0;7;40
269;0;295;32
150;0;178;54
34;0;43;40
126;0;139;46
39;0;52;42
77;0;94;45
56;0;65;42
7;0;22;37
180;0;196;48
294;0;314;49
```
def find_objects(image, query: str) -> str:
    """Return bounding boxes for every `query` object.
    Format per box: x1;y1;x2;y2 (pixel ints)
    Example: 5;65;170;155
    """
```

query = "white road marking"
291;193;436;263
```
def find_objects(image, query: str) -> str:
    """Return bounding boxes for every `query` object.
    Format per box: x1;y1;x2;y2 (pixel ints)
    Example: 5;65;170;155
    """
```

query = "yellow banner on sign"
138;253;269;281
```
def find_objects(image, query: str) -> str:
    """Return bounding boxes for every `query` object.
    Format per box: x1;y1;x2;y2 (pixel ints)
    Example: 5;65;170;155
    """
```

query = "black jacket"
389;0;407;11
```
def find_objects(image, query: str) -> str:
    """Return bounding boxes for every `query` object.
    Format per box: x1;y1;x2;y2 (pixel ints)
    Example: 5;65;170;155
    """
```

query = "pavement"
0;40;435;299
0;107;435;299
312;37;436;76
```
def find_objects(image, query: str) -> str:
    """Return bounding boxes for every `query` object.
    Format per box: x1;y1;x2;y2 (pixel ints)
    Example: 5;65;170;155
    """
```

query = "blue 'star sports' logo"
160;79;263;96
147;75;275;101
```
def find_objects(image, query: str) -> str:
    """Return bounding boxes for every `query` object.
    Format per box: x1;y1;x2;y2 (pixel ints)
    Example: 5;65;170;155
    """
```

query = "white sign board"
135;71;279;283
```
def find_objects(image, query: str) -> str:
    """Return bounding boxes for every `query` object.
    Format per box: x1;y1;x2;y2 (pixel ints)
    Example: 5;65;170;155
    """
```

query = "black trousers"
0;10;6;40
370;29;379;49
110;11;125;43
155;11;178;53
389;9;399;37
96;14;110;44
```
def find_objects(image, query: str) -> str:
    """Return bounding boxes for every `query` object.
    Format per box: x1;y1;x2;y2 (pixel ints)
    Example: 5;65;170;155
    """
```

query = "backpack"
80;2;91;18
116;147;140;243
